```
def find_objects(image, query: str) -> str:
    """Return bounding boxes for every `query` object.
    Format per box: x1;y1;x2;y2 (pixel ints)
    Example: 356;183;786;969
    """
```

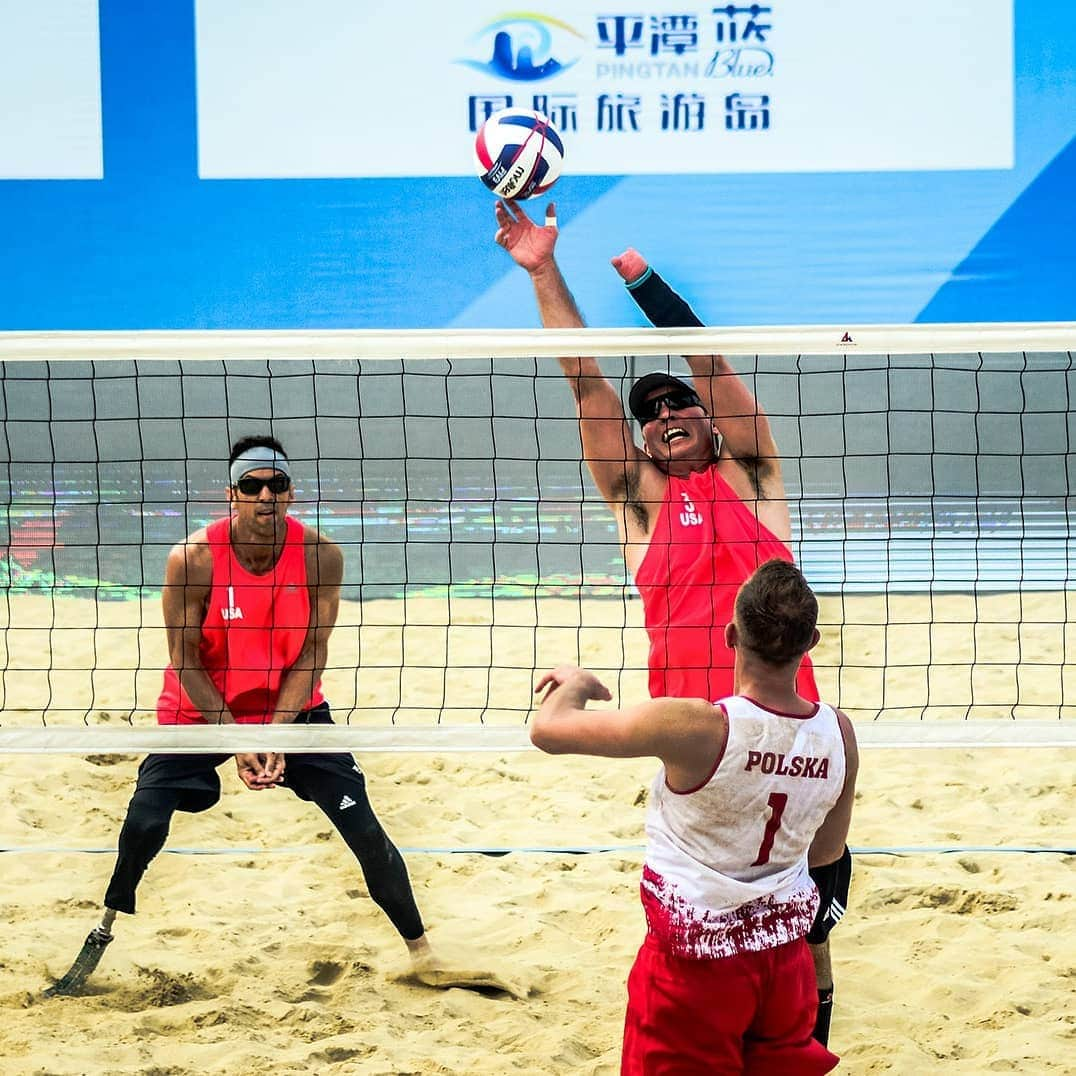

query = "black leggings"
104;750;424;941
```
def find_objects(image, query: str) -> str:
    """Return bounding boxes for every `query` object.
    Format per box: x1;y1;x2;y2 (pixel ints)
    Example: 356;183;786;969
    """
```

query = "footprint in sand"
404;951;531;999
308;960;345;987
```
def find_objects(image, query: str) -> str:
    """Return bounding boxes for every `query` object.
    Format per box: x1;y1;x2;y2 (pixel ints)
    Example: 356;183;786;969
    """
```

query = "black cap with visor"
627;372;702;424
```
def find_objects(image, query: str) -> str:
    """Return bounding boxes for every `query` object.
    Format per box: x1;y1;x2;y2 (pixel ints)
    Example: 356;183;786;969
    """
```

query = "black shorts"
806;846;852;944
135;703;363;813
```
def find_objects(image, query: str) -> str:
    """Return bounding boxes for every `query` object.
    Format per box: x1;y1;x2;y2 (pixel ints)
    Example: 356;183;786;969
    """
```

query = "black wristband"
625;267;704;328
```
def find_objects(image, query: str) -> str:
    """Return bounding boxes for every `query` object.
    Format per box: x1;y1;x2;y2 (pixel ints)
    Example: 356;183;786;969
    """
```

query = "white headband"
229;447;291;485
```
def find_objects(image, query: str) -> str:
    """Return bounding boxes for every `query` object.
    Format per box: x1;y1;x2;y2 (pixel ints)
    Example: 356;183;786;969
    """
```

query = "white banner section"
196;0;1014;179
0;0;103;179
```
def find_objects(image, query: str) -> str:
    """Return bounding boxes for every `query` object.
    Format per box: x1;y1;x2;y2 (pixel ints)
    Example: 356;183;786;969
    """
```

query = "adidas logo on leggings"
339;795;356;811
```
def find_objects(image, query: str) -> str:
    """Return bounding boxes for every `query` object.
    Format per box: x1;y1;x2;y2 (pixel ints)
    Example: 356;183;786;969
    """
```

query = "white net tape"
0;719;1070;754
2;325;1075;751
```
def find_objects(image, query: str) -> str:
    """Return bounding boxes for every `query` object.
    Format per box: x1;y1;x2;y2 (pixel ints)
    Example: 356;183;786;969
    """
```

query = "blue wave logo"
460;14;583;82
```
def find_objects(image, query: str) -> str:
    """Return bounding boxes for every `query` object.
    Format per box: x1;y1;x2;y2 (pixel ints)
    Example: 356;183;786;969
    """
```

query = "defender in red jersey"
47;436;446;996
492;204;847;1048
532;561;859;1075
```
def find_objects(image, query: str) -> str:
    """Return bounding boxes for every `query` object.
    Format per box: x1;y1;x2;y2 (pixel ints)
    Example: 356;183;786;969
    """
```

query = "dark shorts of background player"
806;847;852;944
127;703;359;813
103;704;425;940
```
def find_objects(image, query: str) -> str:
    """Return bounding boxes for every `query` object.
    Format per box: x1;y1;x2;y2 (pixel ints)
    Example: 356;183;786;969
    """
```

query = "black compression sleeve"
814;989;834;1047
625;267;705;328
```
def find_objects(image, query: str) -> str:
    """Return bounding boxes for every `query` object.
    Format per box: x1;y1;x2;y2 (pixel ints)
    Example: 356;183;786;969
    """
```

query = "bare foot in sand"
404;936;530;999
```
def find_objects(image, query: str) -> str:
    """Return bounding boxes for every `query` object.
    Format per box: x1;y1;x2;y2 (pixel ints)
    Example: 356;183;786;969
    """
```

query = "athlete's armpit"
619;463;651;534
734;453;784;499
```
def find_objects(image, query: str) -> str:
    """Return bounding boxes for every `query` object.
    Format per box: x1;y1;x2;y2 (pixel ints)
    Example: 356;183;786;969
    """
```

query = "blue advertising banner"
0;0;1073;329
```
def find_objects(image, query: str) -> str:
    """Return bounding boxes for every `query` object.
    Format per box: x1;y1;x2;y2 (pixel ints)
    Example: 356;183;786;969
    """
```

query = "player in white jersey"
532;559;858;1074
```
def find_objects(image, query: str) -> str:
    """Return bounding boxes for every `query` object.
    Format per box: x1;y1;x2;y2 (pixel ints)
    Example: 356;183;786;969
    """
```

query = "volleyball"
473;108;564;200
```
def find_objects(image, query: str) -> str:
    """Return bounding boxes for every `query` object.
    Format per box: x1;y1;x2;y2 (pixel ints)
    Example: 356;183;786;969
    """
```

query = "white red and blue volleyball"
473;108;564;200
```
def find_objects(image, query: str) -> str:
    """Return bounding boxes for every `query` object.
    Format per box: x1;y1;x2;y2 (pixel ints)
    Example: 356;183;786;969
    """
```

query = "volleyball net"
1;325;1074;753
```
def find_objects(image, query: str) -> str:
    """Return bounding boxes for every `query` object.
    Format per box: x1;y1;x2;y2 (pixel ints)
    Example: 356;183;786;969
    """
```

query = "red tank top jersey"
633;466;818;703
157;515;324;724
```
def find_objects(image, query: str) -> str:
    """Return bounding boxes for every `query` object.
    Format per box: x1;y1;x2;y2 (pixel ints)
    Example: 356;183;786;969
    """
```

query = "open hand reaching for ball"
494;200;558;273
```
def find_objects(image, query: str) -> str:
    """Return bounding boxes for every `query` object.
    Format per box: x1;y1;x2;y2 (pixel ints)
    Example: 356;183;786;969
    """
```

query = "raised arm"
612;249;782;497
561;356;657;521
686;354;781;485
162;537;232;724
271;530;343;724
612;248;704;328
494;201;657;523
494;199;579;326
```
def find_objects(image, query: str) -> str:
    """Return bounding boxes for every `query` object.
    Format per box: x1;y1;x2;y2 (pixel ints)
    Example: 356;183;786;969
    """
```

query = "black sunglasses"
637;389;702;422
234;474;291;496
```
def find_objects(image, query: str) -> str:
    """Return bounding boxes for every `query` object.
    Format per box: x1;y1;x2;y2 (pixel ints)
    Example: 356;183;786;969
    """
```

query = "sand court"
0;592;1073;1073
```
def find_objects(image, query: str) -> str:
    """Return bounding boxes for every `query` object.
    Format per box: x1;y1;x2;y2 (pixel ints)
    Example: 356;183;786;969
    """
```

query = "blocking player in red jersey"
46;435;436;995
494;201;813;701
493;200;850;1046
532;559;859;1075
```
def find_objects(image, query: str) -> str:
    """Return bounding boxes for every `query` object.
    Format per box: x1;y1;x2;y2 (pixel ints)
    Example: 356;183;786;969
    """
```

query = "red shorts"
621;933;839;1075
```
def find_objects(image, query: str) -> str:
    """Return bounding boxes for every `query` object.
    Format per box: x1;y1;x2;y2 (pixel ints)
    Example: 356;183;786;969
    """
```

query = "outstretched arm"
687;354;781;487
613;249;781;494
494;202;655;523
612;248;704;328
531;665;726;788
494;199;580;329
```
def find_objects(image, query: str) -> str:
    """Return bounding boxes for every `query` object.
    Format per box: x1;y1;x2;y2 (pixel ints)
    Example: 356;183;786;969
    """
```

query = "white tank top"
642;695;846;959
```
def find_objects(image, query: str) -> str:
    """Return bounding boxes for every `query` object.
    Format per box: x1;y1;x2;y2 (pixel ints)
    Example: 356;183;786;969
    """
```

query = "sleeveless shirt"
633;465;819;702
157;515;324;724
642;695;845;959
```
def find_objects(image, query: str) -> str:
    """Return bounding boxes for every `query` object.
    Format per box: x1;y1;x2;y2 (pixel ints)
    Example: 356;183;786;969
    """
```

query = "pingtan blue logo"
460;14;584;81
706;5;774;78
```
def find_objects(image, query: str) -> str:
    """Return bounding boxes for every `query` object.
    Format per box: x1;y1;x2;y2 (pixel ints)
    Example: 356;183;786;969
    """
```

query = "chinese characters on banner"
194;0;1013;177
468;7;775;136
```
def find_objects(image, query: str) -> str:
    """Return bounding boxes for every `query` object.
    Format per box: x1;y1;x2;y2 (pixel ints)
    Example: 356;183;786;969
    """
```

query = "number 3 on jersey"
751;792;788;866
